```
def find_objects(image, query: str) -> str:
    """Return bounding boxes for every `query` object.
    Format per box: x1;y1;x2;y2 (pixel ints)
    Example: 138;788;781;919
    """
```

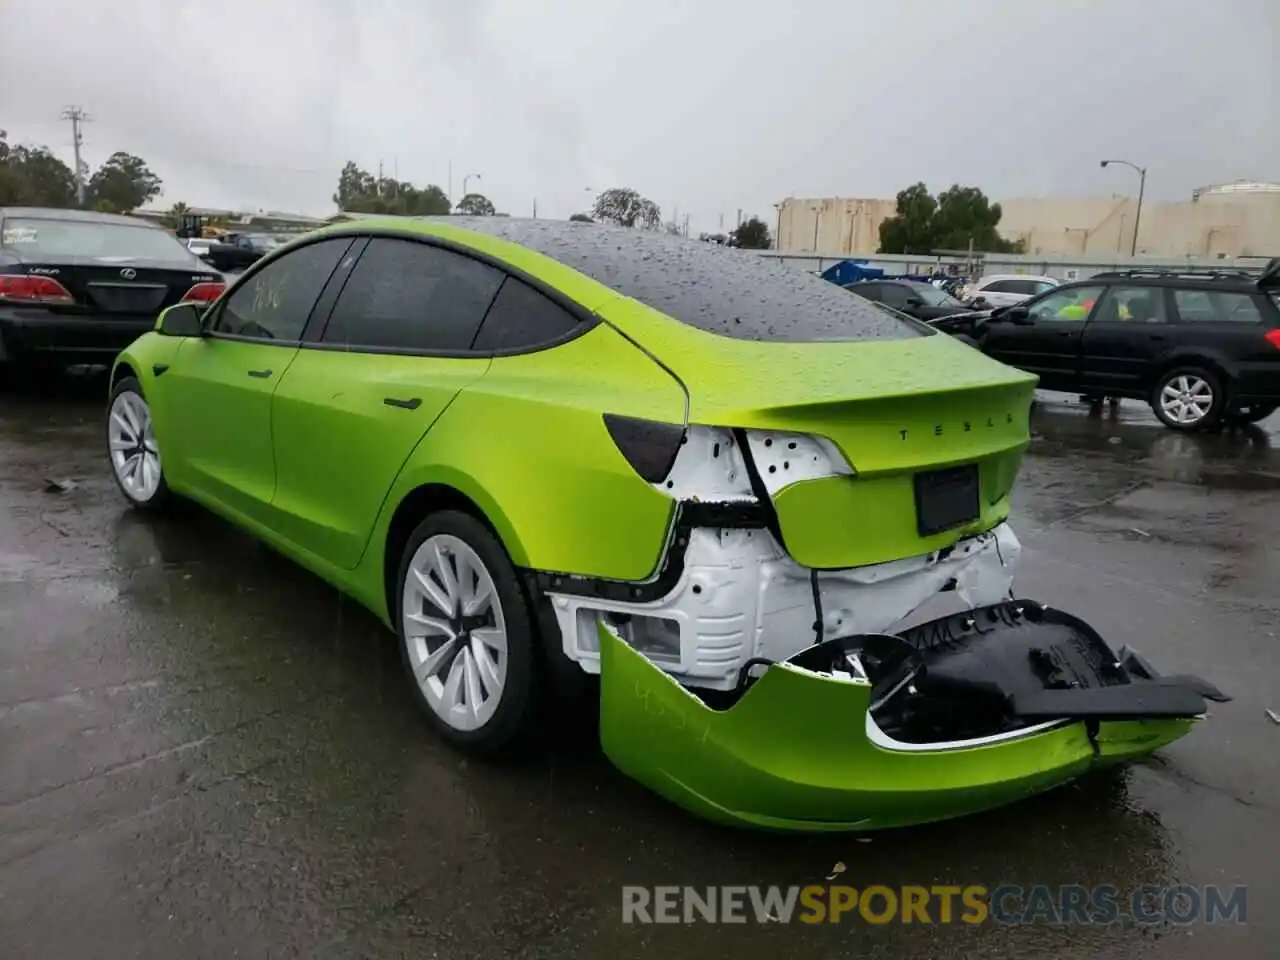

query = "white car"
185;237;213;259
966;274;1059;308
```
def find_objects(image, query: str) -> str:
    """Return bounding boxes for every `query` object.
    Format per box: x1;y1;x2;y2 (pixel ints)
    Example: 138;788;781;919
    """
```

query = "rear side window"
1096;286;1167;323
214;238;351;341
473;277;581;352
981;279;1019;293
1172;289;1263;324
322;239;505;351
441;218;923;343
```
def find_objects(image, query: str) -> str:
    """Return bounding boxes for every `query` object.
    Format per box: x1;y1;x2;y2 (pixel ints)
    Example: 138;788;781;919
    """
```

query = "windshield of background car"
0;218;194;261
914;284;964;307
447;218;927;342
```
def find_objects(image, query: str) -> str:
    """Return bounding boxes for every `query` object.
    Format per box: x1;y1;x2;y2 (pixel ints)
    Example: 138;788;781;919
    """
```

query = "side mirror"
905;297;923;308
1006;306;1033;325
156;302;206;337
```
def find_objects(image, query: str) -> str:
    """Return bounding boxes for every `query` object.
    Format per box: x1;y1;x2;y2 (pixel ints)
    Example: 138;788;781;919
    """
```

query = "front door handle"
383;397;422;410
247;369;273;379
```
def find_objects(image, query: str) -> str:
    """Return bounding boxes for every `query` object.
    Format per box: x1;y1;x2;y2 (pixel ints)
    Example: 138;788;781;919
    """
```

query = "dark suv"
939;261;1280;430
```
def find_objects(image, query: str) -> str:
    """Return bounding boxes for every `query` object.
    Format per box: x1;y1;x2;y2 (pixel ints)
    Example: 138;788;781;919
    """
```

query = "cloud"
0;0;1274;232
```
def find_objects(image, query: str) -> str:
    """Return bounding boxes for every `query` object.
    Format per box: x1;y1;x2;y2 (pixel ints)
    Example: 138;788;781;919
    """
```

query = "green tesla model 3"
105;217;1226;832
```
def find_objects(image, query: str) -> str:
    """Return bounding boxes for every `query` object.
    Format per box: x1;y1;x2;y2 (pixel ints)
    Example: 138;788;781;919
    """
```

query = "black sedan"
843;278;988;323
204;232;280;272
0;207;224;376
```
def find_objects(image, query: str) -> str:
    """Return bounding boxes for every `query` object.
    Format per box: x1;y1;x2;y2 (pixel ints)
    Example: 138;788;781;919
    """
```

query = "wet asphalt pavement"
1;376;1277;959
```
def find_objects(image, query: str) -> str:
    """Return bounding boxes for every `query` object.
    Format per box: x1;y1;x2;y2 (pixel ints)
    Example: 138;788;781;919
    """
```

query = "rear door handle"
383;397;422;410
247;369;273;379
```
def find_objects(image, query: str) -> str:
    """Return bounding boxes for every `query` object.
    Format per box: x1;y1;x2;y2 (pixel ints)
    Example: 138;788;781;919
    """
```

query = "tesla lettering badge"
899;411;1018;441
120;268;137;279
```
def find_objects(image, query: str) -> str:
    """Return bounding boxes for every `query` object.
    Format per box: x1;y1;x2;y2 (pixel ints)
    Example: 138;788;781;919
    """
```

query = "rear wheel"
107;377;174;510
1150;366;1226;431
395;510;540;755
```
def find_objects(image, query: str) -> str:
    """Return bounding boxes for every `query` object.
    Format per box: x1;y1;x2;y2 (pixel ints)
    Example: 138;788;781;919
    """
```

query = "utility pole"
1100;158;1147;257
532;198;537;219
448;160;453;201
61;106;91;206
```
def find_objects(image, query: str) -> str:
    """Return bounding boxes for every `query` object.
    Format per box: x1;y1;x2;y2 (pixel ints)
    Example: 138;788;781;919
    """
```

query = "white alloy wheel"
1158;374;1214;426
109;389;163;502
401;533;508;733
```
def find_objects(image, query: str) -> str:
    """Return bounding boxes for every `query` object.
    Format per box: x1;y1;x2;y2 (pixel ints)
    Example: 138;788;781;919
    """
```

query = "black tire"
1149;365;1227;432
1232;402;1277;424
394;510;541;756
107;377;175;510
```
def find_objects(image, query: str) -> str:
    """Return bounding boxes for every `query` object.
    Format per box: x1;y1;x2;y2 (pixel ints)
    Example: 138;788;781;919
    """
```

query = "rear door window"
1095;286;1167;323
1172;289;1263;324
472;277;582;352
213;238;352;341
982;280;1019;294
321;239;505;352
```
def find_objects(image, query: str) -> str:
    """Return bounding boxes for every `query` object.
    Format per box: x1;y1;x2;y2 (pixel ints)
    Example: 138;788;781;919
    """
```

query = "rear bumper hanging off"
596;599;1227;832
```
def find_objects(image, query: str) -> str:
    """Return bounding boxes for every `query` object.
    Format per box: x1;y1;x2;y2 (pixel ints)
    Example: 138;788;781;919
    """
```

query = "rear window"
442;218;925;342
0;217;192;262
1172;289;1263;324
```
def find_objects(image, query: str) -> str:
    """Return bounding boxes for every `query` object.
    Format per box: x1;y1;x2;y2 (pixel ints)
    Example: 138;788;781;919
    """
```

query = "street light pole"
1100;159;1147;257
463;172;481;198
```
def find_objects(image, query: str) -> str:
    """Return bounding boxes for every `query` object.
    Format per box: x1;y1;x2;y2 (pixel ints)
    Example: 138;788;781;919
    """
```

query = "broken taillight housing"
181;281;225;303
603;414;686;483
0;274;74;304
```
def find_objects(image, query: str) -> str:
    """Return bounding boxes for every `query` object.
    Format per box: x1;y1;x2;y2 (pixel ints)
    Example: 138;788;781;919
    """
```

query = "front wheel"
107;377;174;510
395;511;541;755
1150;366;1226;431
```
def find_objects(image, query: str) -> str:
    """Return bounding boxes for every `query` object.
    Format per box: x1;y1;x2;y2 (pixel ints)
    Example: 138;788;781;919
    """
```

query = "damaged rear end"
542;262;1227;831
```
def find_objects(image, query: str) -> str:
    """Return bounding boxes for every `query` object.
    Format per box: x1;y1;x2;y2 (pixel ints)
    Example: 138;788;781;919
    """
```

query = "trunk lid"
605;299;1038;568
3;254;220;317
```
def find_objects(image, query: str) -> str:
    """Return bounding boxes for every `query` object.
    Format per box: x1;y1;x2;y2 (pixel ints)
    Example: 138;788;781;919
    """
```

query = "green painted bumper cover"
597;624;1198;833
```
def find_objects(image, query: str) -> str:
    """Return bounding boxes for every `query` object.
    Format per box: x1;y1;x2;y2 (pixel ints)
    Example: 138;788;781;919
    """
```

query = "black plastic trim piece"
151;363;169;377
732;427;788;548
603;414;685;483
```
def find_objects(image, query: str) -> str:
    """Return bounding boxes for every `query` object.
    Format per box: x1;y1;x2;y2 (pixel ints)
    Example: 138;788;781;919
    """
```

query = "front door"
1079;284;1171;395
983;285;1103;391
269;237;505;568
164;237;353;524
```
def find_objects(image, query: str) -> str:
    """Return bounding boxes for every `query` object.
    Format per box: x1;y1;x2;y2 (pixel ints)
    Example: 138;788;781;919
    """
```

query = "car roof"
0;206;164;229
979;274;1056;283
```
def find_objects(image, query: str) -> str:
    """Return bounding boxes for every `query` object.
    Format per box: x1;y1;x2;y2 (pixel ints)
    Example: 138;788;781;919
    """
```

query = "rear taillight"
181;281;225;303
603;414;686;483
1265;329;1280;350
0;274;74;304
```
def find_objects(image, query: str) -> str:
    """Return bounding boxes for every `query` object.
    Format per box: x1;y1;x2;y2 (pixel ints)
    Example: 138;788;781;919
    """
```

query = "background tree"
85;152;163;213
590;187;661;230
730;215;771;249
878;182;1021;254
569;212;594;222
332;161;450;215
0;130;77;207
877;182;938;254
455;193;495;216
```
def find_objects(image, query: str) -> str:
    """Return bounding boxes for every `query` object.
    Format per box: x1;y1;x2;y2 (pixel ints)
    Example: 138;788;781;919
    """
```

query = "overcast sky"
1;0;1275;232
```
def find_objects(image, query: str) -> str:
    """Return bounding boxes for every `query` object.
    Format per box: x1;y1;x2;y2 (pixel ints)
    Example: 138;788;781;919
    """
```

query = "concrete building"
775;181;1280;259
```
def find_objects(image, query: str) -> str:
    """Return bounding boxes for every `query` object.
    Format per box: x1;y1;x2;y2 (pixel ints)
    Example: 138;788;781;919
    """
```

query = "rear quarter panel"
363;321;688;595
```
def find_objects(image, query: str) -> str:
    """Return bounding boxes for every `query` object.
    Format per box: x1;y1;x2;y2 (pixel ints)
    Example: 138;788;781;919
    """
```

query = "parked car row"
846;266;1280;431
186;232;281;272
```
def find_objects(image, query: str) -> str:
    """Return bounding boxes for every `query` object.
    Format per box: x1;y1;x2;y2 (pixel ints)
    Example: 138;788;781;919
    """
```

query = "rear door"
982;285;1104;390
1079;284;1171;394
1167;286;1280;400
164;237;354;523
268;237;504;568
